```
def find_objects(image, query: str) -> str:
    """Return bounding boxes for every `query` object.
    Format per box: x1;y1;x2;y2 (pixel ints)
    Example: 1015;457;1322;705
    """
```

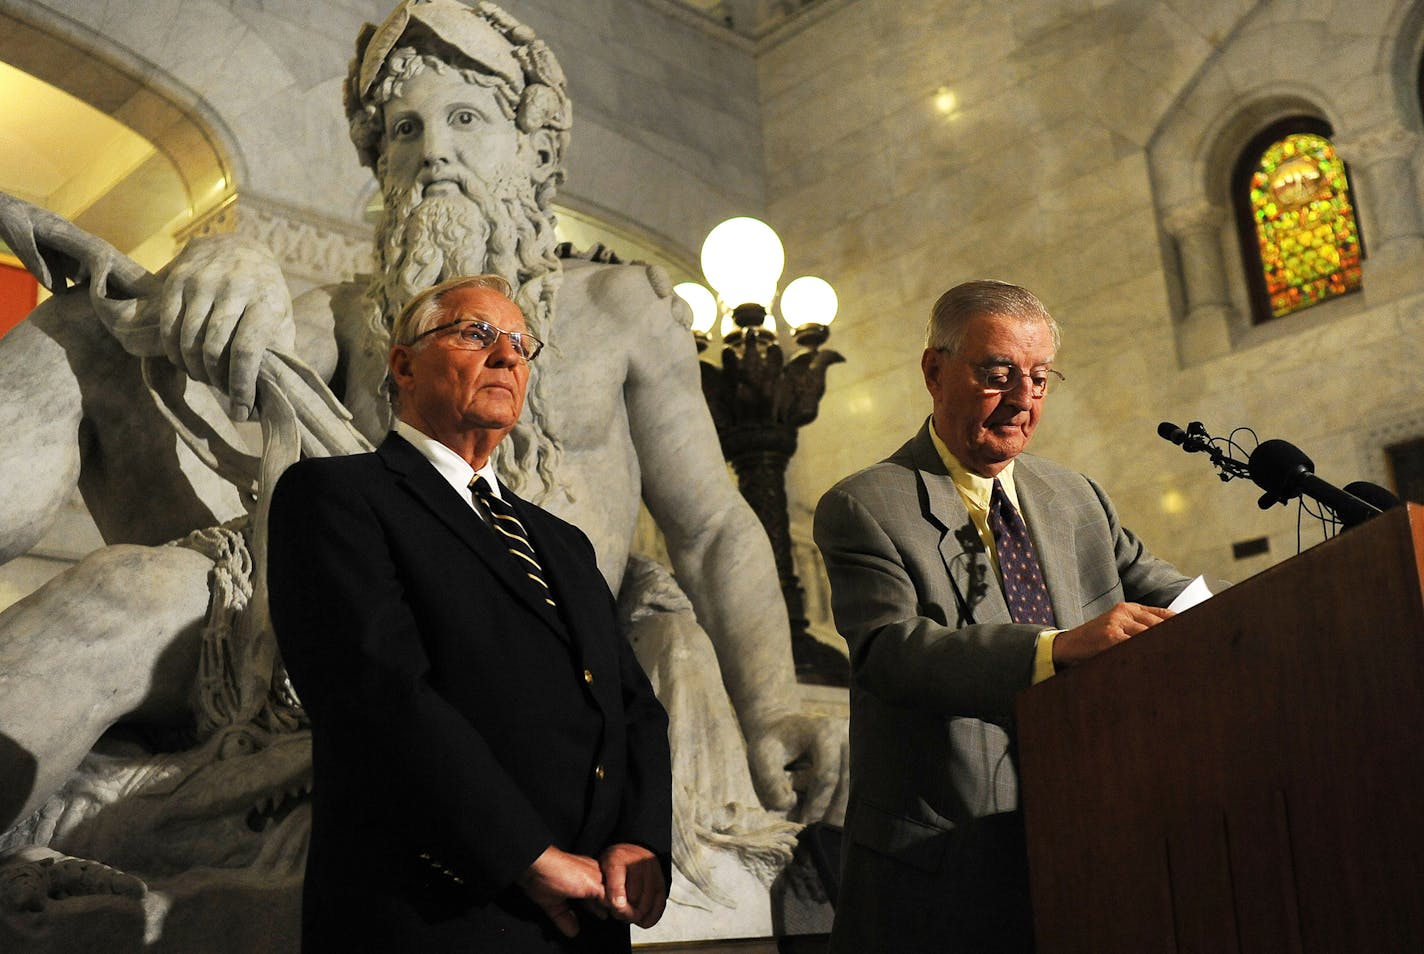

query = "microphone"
1343;481;1401;514
1157;421;1212;454
1248;439;1383;527
1158;420;1251;480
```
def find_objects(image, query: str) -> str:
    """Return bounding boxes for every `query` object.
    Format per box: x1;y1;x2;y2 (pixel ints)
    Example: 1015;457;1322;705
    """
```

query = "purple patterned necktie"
987;478;1057;627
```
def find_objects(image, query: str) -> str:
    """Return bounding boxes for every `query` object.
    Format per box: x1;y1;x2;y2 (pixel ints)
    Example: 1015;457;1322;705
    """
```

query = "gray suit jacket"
814;422;1188;952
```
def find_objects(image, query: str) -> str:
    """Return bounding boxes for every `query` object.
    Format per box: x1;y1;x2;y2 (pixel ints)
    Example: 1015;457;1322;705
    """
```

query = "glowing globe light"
674;281;718;334
700;217;785;309
779;275;838;328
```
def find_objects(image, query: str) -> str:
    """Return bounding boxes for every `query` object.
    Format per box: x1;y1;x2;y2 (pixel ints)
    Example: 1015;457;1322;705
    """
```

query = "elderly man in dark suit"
814;279;1191;953
267;273;670;952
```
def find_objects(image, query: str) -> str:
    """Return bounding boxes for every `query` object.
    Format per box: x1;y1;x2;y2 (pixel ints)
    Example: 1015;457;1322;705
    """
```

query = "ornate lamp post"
677;217;848;686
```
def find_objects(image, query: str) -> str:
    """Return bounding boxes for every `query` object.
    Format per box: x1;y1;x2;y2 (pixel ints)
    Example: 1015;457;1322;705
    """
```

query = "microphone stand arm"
1206;447;1251;482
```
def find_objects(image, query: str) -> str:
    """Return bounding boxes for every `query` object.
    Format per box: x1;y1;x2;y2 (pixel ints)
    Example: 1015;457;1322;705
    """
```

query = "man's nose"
485;332;521;367
998;375;1036;406
991;381;1036;415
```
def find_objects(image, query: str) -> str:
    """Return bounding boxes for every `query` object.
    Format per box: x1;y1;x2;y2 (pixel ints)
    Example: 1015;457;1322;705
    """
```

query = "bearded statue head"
343;0;571;500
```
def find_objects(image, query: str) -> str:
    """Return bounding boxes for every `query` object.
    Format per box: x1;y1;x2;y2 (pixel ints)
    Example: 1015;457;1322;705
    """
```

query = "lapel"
1014;455;1081;626
377;433;569;639
907;423;1009;627
505;488;608;654
506;486;622;752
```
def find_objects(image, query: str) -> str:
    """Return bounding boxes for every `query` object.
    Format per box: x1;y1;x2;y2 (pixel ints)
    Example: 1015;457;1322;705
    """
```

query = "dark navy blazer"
268;433;671;952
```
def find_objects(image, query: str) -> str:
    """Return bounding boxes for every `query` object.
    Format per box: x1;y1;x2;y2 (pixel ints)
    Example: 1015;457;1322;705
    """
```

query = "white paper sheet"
1167;574;1212;613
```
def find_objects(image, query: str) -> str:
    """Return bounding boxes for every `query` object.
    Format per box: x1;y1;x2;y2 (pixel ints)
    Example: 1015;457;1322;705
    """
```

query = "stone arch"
1199;95;1337;207
0;2;242;247
1147;0;1424;366
1229;117;1363;323
1380;0;1424;126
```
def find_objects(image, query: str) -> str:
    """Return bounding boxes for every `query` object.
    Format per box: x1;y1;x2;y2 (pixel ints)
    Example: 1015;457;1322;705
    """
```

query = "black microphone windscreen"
1248;439;1315;496
1158;421;1187;445
1343;481;1401;512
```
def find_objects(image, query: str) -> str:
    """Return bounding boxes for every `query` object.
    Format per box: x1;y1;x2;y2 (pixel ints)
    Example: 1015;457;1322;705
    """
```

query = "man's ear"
389;345;414;390
921;347;943;397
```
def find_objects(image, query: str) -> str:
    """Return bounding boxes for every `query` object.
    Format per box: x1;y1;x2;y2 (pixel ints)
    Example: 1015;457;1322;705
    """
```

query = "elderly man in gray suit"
814;279;1191;952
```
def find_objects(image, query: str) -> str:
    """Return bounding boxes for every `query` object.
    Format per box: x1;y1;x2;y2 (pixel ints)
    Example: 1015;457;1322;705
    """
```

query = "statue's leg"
0;542;212;830
0;292;249;564
620;554;804;912
0;314;83;563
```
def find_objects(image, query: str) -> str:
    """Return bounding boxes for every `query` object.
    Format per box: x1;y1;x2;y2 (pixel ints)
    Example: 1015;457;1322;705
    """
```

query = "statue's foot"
0;845;146;913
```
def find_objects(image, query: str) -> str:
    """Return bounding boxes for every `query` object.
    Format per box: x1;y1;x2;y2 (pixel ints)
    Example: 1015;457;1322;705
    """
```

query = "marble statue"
0;0;845;942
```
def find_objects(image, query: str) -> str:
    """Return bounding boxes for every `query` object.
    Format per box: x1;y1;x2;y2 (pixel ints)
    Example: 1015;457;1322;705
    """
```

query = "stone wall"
6;0;1424;598
1;0;763;262
0;0;769;610
763;0;1424;587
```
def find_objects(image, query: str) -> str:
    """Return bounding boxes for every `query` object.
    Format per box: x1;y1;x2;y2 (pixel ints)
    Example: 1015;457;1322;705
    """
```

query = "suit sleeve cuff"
1032;629;1060;685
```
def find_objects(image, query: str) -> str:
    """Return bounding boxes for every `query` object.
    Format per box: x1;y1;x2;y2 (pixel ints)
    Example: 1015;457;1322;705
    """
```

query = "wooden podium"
1016;504;1424;954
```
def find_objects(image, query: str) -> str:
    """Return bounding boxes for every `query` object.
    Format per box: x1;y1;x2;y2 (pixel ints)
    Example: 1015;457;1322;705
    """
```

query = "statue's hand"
0;192;124;293
0;846;146;913
746;710;849;825
148;234;296;421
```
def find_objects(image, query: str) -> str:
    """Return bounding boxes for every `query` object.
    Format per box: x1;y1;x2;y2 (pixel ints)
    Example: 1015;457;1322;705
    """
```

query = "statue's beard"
362;168;567;503
375;171;523;326
384;196;492;308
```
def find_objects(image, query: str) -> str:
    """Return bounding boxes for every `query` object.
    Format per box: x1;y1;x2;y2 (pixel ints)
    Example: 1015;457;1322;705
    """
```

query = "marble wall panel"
7;0;763;253
1053;271;1176;362
756;0;874;101
6;0;1423;627
1162;0;1258;49
1117;3;1220;97
768;0;1424;600
509;2;764;251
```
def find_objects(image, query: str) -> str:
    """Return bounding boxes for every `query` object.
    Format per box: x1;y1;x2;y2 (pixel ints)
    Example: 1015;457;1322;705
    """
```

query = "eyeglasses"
965;361;1065;398
412;319;544;361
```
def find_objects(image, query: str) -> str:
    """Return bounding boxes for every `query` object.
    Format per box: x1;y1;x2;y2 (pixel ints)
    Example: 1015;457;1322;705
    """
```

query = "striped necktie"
470;475;557;608
986;478;1057;627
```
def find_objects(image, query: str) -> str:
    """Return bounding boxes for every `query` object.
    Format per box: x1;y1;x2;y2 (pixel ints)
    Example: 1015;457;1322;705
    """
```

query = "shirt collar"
927;417;1018;512
394;420;502;507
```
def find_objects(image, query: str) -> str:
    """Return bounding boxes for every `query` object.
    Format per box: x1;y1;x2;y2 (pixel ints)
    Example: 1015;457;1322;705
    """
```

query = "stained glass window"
1233;118;1363;323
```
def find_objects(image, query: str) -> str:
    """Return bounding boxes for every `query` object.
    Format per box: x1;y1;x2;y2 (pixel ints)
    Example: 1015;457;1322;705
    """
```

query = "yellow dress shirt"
928;424;1059;684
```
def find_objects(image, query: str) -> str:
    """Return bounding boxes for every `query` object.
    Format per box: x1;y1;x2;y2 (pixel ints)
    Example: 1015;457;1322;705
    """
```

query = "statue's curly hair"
343;1;571;209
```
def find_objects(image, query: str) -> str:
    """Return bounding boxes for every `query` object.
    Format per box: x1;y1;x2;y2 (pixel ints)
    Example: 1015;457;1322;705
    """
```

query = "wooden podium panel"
1017;505;1424;954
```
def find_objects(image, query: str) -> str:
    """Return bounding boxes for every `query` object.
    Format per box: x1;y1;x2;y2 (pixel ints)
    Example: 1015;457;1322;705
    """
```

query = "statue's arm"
617;267;847;818
619;270;792;716
0;193;329;424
